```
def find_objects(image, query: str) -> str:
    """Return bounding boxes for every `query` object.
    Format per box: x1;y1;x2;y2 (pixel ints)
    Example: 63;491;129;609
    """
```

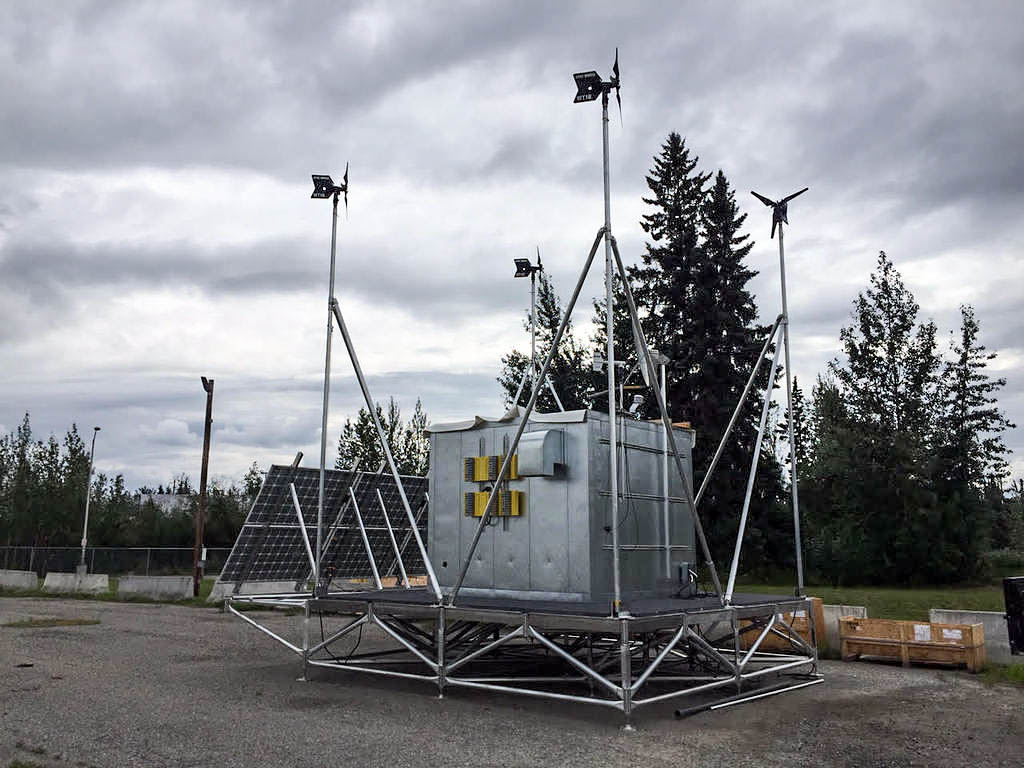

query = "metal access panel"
1005;577;1024;655
426;409;695;602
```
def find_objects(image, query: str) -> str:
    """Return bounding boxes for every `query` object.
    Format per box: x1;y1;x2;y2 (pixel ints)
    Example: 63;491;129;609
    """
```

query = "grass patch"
736;583;1004;621
3;617;101;628
982;663;1024;688
10;760;46;768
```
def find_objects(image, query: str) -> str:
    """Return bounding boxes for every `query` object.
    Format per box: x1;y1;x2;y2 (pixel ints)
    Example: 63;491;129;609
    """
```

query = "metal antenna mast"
311;167;348;594
512;249;564;411
574;48;624;613
751;186;808;597
312;169;442;602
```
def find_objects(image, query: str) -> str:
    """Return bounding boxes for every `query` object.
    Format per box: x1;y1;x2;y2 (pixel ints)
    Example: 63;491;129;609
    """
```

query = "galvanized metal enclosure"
427;409;696;602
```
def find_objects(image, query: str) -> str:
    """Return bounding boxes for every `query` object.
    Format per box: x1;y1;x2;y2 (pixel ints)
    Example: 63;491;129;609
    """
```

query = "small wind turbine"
751;187;807;239
750;185;808;597
511;248;564;411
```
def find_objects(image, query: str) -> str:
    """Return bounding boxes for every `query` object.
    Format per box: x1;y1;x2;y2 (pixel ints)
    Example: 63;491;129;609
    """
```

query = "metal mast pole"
777;224;805;596
661;361;670;578
601;88;622;614
317;190;340;592
530;268;537;391
194;377;214;596
78;426;100;575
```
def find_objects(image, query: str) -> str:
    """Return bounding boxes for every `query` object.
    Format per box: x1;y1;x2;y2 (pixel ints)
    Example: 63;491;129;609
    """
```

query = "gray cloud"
1;0;1022;486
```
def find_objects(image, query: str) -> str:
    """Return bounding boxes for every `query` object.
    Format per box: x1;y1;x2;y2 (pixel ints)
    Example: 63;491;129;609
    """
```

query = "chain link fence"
0;546;232;578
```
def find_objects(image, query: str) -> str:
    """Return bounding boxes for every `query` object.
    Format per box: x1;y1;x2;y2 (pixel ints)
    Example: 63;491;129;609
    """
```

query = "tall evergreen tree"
818;251;947;583
929;304;1017;577
696;170;787;570
589;136;787;571
938;304;1015;487
632;132;710;364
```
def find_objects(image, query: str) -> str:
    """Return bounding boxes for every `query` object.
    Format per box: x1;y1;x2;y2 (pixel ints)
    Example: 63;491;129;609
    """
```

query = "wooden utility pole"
194;376;215;597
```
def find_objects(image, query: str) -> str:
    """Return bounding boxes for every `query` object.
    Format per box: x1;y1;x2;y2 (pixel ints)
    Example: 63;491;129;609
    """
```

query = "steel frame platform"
226;588;820;726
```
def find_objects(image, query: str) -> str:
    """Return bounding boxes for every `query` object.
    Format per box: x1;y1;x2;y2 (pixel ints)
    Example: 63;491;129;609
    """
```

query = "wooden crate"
346;575;428;588
739;596;825;652
839;617;985;672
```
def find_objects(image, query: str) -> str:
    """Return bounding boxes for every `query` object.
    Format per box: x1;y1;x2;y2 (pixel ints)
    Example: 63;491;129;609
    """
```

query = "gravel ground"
1;597;1021;768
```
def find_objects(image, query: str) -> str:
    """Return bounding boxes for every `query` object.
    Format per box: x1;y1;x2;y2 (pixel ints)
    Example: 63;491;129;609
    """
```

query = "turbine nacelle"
751;187;808;239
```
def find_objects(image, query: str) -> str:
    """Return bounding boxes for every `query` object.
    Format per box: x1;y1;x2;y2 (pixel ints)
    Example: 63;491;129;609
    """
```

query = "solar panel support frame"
377;487;410;588
349;486;383;590
288;483;317;574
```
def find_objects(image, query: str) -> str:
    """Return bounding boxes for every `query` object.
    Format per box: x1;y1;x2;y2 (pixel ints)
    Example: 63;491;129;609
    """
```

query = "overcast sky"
1;0;1021;489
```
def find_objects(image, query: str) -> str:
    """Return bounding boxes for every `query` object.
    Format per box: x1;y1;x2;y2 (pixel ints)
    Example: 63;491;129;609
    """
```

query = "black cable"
318;611;363;663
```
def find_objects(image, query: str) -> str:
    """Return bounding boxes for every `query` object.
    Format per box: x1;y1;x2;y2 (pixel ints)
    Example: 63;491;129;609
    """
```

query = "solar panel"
219;464;429;589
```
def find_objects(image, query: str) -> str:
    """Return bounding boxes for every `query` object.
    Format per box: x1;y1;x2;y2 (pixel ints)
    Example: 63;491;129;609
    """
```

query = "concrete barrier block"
822;604;868;651
207;580;301;603
117;575;193;600
0;569;39;590
930;608;1014;665
42;572;110;594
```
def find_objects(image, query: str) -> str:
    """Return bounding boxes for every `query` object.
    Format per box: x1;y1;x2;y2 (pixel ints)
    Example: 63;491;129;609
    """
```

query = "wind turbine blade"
770;217;777;239
616;89;622;127
536;245;542;269
781;187;808;204
751;190;776;208
613;47;619;81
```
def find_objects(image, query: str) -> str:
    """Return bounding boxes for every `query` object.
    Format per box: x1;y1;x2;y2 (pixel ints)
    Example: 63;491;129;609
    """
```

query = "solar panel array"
219;464;429;587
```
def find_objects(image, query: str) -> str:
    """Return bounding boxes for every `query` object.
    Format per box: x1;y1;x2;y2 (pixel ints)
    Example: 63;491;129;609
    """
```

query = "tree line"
0;416;262;551
0;395;431;554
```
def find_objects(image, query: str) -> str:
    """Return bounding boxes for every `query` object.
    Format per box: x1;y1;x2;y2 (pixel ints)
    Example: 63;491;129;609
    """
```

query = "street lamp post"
77;426;101;576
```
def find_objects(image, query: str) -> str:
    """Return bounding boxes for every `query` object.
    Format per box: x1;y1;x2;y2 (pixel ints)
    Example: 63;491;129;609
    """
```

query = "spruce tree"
932;305;1016;577
825;252;945;583
633;132;710;366
697;170;787;569
590;136;786;570
939;304;1015;487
